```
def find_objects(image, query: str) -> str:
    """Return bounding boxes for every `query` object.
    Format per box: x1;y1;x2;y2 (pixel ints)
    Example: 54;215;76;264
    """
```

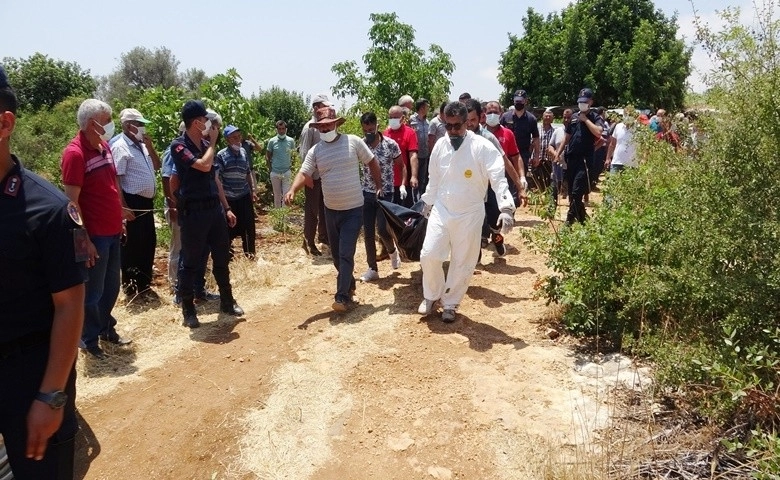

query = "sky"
2;0;759;106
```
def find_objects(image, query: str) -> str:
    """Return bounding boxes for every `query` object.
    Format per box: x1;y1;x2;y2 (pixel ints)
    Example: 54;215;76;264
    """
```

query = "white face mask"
98;120;115;142
201;119;212;136
133;125;146;141
485;113;500;127
277;133;286;140
388;118;402;130
230;144;241;152
578;102;590;112
321;129;338;142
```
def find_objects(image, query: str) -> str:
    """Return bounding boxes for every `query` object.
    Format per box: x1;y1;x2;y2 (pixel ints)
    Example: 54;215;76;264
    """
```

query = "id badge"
73;228;90;263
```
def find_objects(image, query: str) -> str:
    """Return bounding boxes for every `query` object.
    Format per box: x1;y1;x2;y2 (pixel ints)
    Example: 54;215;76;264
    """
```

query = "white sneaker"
418;298;437;315
360;268;379;282
390;250;401;269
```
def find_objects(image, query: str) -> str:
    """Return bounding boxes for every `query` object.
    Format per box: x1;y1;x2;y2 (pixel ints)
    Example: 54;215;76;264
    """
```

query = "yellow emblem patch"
464;169;472;178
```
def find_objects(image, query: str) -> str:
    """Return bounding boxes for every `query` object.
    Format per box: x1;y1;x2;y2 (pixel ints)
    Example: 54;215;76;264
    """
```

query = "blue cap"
223;125;240;137
181;100;208;122
0;65;9;89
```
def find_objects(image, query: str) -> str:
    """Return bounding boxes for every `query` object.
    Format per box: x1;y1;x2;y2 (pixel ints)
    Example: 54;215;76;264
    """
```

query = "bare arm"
143;136;161;170
409;151;419;187
284;170;313;205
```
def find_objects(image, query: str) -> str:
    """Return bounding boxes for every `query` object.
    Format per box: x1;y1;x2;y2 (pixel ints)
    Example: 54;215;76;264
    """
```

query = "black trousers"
482;186;501;239
303;179;328;248
565;156;591;225
121;192;156;294
178;205;233;315
0;338;77;480
227;193;256;258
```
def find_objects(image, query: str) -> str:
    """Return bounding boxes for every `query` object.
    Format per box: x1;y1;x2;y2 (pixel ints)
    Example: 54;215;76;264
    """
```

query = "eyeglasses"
444;122;463;131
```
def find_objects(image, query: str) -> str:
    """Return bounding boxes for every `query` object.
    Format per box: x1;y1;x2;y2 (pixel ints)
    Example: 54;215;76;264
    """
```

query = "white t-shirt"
301;133;374;211
611;123;638;168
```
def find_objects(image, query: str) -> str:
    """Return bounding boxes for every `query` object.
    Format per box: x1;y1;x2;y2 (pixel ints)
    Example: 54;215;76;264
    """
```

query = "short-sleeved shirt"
266;135;295;174
477;126;505;155
565;110;607;164
488;125;519;159
540;125;556;162
383;125;418;187
362;135;400;194
409;114;430;159
428;116;446;144
241;139;257;170
301;134;374;211
161;147;174;179
511;109;540;157
111;133;157;198
611;123;638;168
216;146;252;199
60;131;123;237
169;133;219;201
1;156;87;341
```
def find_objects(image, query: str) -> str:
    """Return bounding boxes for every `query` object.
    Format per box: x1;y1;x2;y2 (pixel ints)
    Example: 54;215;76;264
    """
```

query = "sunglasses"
444;122;463;131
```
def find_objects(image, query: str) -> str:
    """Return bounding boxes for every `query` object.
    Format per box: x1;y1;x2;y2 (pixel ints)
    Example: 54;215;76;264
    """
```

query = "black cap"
577;88;594;103
513;89;529;102
0;65;9;89
181;100;208;122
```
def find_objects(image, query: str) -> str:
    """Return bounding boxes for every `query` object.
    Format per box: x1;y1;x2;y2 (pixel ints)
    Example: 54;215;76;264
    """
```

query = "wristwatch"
35;390;68;409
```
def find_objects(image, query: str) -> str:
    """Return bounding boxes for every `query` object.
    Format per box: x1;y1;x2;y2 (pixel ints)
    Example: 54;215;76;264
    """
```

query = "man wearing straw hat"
285;106;383;312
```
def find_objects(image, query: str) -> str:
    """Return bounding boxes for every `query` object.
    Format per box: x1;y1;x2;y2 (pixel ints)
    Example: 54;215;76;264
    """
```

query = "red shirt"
383;125;418;187
61;131;123;236
490;125;520;158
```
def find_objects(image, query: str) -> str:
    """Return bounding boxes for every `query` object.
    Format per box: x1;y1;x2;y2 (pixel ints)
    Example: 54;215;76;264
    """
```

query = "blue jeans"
324;206;363;303
82;234;121;349
362;191;395;272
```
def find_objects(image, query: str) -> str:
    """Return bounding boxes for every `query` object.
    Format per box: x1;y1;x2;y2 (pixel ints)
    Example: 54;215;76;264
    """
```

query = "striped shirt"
216;146;252;199
112;133;157;198
301;134;374;211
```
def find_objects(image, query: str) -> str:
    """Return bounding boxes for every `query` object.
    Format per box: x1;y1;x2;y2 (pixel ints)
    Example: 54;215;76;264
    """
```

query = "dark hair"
443;101;467;122
439;102;447;115
458;92;471;101
360;111;377;125
465;98;482;116
0;86;17;114
275;120;287;128
415;98;429;112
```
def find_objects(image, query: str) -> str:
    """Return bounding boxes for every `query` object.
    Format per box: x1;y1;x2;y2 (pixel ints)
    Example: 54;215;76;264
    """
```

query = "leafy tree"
100;46;188;104
331;12;455;111
498;0;692;110
253;86;310;140
180;67;209;93
2;53;96;112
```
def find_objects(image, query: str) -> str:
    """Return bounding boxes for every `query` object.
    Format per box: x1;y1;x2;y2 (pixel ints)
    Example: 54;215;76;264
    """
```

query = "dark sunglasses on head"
444;122;463;131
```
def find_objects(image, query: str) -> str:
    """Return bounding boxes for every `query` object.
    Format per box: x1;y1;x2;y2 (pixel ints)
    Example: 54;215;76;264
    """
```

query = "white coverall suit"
420;130;515;310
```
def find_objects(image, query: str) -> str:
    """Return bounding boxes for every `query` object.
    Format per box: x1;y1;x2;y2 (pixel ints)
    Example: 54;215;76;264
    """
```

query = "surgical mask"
277;133;285;140
98;121;115;142
486;113;500;127
230;144;241;152
321;130;338;142
388;118;401;130
133;126;146;141
201;119;212;136
449;134;465;151
578;103;590;112
364;132;377;144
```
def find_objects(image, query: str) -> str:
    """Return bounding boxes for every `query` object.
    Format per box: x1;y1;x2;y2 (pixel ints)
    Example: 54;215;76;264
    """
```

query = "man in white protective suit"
418;101;516;323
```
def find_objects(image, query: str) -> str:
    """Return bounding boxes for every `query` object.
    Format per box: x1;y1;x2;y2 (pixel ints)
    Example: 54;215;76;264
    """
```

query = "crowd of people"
1;51;690;477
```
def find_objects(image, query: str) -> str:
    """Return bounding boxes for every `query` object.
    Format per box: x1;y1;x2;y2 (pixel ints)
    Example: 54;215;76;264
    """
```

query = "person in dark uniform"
169;100;244;328
554;88;607;225
0;65;86;480
509;89;541;192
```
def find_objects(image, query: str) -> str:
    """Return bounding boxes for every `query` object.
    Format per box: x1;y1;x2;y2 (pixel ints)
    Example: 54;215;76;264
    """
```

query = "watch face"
50;391;68;409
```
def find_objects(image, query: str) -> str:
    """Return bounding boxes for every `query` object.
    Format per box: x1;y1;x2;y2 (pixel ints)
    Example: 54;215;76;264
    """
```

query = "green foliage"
537;2;780;471
268;206;293;233
3;53;96;112
253;86;310;140
331;12;455;112
498;0;691;109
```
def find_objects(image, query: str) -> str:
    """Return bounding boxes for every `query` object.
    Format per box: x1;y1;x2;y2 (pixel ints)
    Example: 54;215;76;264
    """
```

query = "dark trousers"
324;206;362;303
120;192;156;294
482;186;501;239
0;340;77;480
362;191;395;272
531;161;552;192
303;179;328;248
178;205;233;315
227;193;256;258
591;147;607;187
415;156;429;202
566;158;590;225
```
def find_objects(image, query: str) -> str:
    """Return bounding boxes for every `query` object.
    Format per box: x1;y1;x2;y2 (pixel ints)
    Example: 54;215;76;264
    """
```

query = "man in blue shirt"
218;125;257;259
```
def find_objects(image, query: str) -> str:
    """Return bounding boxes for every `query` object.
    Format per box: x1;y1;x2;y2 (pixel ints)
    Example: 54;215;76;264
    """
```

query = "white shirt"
112;133;156;198
611;123;638;168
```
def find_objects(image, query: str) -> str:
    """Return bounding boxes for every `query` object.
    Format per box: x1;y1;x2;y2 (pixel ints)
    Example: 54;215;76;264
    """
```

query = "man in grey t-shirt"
285;107;382;312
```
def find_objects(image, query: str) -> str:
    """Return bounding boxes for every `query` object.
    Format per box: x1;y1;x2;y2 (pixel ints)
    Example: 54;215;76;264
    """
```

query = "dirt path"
73;207;623;480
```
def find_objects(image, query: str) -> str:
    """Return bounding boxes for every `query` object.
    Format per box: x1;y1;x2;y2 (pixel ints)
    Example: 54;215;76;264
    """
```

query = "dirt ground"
71;200;647;480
